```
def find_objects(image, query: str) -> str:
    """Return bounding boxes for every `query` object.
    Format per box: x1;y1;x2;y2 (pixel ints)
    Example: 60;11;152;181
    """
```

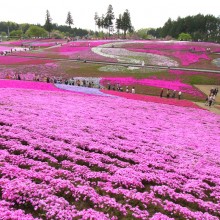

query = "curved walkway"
193;84;220;115
54;84;113;96
194;85;220;103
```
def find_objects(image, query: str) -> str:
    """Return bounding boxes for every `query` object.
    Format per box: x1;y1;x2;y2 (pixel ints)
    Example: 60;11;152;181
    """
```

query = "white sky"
1;0;219;31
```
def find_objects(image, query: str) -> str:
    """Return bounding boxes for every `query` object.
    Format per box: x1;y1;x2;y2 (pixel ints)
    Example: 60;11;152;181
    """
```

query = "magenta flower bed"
123;40;220;52
4;39;66;47
0;39;34;46
0;56;54;65
0;87;219;219
51;40;114;54
0;46;14;52
0;79;62;91
100;77;204;97
129;48;210;66
48;41;117;62
56;46;89;55
65;40;114;47
101;90;201;109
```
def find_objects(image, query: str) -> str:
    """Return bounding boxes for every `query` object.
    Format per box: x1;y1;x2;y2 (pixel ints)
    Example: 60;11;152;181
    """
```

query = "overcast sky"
1;0;219;30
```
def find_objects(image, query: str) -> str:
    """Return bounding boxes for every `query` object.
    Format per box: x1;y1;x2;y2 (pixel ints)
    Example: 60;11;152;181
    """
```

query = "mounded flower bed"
0;82;219;219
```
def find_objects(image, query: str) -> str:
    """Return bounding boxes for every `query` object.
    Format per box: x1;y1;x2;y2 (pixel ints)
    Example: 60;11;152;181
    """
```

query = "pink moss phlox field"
100;77;204;97
101;90;201;109
129;48;210;66
0;86;220;219
124;40;220;52
3;39;66;47
0;46;14;52
0;62;61;81
51;40;113;54
0;80;62;92
47;40;118;61
0;56;54;65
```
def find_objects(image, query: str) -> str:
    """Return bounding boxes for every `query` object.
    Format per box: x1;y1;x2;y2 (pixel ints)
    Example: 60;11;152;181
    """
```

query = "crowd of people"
159;88;182;99
0;47;34;56
205;87;218;107
107;83;136;94
9;74;220;108
52;77;103;89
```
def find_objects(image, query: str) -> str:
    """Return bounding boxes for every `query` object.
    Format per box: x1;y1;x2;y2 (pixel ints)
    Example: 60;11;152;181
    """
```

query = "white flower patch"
92;46;179;67
212;58;220;67
99;65;127;72
127;66;140;70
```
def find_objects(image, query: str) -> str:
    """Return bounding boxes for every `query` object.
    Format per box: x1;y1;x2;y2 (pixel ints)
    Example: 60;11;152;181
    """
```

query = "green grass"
188;75;220;85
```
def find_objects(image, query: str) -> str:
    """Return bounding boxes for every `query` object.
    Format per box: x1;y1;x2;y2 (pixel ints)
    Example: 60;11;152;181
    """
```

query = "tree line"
0;10;88;39
2;9;217;43
147;14;220;42
0;5;133;40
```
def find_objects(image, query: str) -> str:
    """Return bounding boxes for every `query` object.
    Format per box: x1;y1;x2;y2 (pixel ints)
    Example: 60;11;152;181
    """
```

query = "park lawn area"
187;74;220;85
169;70;220;86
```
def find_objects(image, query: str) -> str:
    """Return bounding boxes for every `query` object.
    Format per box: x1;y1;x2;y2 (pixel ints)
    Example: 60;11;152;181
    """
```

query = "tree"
44;10;53;37
1;32;7;37
96;17;102;31
101;14;106;32
105;4;115;36
178;32;192;41
205;15;218;42
116;14;122;37
136;28;154;39
26;26;47;38
10;30;23;38
66;12;74;27
20;23;31;34
51;30;64;39
161;18;173;38
94;12;99;32
121;9;132;38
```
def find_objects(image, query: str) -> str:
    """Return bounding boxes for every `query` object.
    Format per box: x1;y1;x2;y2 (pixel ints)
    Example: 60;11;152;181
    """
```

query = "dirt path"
194;85;220;102
194;85;220;115
194;102;220;115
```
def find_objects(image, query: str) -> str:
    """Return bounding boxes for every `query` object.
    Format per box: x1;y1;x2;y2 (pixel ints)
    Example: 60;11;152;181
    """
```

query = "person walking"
159;88;163;97
107;83;111;90
166;89;170;98
126;86;129;93
208;95;213;107
171;90;176;98
131;87;135;94
178;91;182;100
205;96;209;106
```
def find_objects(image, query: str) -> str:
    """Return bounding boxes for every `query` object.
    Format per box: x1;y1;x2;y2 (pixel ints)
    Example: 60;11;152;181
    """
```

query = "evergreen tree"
94;12;99;31
66;12;74;27
121;9;132;38
97;17;102;31
116;14;122;37
44;10;53;37
101;14;106;32
105;4;115;36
